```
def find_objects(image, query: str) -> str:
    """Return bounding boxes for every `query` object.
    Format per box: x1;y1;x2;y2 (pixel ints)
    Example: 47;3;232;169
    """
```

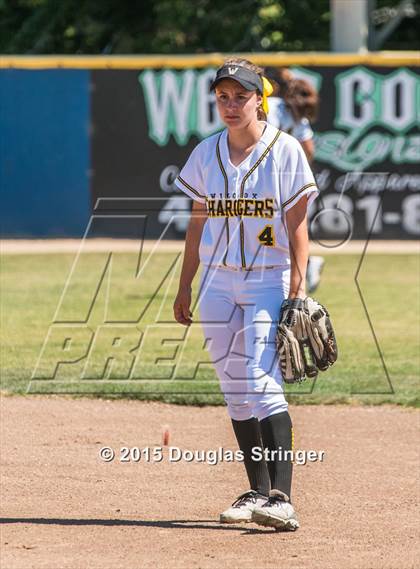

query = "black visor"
210;65;263;94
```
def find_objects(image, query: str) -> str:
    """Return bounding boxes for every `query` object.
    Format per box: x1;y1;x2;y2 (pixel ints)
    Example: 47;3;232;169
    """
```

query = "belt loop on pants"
204;264;278;272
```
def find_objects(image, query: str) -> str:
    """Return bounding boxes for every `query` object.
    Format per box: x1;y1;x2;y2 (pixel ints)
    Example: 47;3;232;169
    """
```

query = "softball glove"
276;297;338;383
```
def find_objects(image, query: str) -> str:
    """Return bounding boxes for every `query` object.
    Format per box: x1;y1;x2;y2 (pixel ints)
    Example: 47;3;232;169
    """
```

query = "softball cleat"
220;490;268;523
251;489;300;531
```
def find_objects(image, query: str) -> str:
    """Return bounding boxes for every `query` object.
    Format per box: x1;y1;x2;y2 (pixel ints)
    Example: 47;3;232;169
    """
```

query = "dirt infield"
1;397;419;569
2;238;419;255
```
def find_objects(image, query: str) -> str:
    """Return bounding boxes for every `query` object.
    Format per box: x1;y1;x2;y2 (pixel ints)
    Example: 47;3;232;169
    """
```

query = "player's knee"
253;399;289;421
224;396;253;421
245;387;287;421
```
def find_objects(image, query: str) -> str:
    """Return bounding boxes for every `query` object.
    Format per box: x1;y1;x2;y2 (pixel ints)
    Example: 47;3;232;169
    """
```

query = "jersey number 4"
257;225;275;247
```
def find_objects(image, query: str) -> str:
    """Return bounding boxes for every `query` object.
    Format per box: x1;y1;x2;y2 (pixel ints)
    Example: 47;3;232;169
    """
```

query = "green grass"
1;251;419;407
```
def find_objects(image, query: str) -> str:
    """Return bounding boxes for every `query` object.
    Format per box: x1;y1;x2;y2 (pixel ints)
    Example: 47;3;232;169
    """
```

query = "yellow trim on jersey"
239;222;246;267
281;182;317;209
216;134;230;266
1;53;418;69
177;175;205;199
240;129;282;198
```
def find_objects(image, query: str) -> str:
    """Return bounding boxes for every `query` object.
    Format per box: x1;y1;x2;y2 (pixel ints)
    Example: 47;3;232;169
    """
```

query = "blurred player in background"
266;68;324;293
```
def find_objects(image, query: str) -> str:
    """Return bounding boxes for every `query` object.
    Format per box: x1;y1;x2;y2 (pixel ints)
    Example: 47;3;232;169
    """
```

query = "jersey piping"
216;134;230;266
239;128;282;268
176;175;205;200
281;182;317;209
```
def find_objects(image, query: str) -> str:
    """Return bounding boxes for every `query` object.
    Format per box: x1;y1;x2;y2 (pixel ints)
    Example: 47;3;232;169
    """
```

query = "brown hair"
265;67;293;98
284;78;319;122
220;57;266;120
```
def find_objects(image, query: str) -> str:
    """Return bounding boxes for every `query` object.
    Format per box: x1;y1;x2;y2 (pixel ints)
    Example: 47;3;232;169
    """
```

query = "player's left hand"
276;297;338;383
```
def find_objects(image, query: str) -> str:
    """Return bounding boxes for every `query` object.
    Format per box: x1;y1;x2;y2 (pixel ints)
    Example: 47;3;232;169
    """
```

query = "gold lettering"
254;200;264;217
225;200;233;217
264;198;274;218
207;200;216;217
244;199;253;217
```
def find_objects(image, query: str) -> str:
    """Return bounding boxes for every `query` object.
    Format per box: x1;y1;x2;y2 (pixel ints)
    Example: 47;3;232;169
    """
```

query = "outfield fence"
1;53;419;240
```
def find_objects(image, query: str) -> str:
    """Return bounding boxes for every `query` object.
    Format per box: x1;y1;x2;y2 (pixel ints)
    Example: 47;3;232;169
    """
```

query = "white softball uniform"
175;122;318;421
267;97;313;143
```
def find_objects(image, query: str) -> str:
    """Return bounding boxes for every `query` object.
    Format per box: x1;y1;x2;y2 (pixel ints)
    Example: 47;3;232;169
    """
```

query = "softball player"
266;67;317;163
173;58;318;531
266;67;325;293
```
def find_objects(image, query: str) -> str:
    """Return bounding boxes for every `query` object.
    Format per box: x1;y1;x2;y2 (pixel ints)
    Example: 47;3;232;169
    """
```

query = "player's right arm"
173;200;207;326
299;138;314;164
291;119;314;163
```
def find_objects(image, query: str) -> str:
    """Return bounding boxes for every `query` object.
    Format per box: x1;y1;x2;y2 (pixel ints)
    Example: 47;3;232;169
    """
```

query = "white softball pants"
197;265;290;421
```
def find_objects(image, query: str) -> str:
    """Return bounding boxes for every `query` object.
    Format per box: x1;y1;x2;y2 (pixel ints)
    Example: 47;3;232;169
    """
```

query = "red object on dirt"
162;426;170;446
